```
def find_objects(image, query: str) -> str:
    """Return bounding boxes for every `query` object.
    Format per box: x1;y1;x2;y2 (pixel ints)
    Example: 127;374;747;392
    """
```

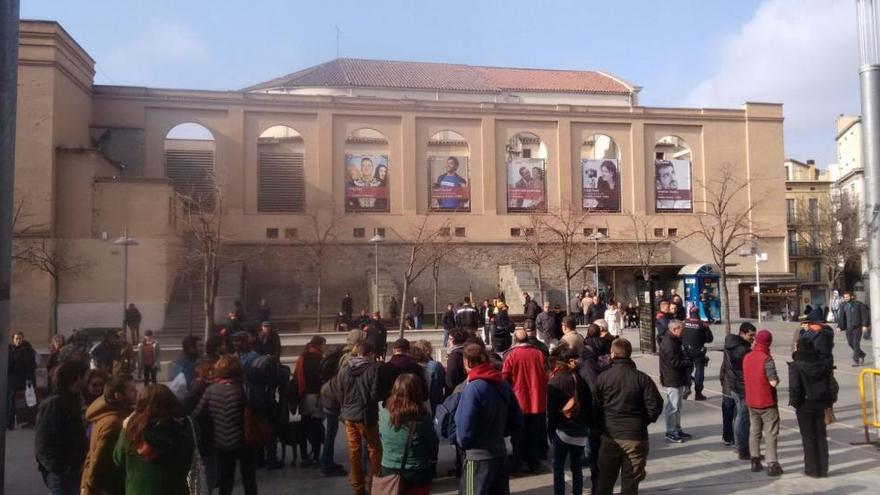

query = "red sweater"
742;342;777;409
502;344;547;414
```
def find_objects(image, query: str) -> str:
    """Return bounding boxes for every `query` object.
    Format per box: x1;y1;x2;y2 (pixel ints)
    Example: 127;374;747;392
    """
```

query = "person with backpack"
378;373;439;494
339;342;382;495
294;336;326;467
789;338;838;478
547;347;592;495
413;340;446;414
191;355;257;495
454;343;523;495
319;330;365;477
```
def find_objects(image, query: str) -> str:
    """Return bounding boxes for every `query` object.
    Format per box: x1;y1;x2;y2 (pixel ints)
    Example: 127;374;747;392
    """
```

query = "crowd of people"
17;286;855;495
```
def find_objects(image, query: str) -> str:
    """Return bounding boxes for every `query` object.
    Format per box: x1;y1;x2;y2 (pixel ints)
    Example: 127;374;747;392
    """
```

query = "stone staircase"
161;262;244;341
367;268;399;315
498;264;541;314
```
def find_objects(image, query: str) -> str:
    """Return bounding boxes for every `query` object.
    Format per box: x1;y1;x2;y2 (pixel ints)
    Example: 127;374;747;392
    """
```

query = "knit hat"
755;329;772;346
346;328;365;346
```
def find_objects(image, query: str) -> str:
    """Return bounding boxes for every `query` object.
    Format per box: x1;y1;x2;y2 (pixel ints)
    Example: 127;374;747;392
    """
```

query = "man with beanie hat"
742;330;783;476
720;322;756;459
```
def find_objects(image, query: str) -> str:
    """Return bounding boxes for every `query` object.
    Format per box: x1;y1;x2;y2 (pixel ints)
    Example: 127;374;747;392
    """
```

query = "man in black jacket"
523;292;541;321
454;297;479;333
8;332;37;429
595;338;663;495
660;320;691;443
411;297;425;329
838;291;869;366
682;306;714;400
35;360;89;495
721;322;757;460
375;338;427;402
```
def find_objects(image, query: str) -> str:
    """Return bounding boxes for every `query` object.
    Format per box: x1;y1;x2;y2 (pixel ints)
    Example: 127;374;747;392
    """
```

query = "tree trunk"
537;264;545;305
399;278;410;339
316;266;323;332
203;266;217;342
433;271;439;329
564;276;572;316
720;267;732;335
51;275;59;336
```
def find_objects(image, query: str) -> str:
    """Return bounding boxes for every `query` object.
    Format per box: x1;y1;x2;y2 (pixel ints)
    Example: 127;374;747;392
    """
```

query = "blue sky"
23;0;859;166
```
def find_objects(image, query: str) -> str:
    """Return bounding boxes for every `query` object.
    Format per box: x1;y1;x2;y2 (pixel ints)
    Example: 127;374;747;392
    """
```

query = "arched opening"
165;122;215;207
344;128;389;212
506;132;547;212
427;130;470;212
654;135;692;212
581;134;621;212
257;125;305;212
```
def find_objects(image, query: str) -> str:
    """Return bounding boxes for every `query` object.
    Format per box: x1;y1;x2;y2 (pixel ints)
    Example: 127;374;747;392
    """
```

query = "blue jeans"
552;437;584;495
664;386;684;435
443;328;450;347
321;414;340;471
42;471;79;495
585;435;600;494
414;316;422;329
732;391;751;457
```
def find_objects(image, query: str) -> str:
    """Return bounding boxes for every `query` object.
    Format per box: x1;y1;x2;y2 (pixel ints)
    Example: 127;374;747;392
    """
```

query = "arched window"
427;130;470;212
257;125;305;212
344;128;389;212
165;122;215;207
506;132;547;213
654;135;693;212
581;134;621;212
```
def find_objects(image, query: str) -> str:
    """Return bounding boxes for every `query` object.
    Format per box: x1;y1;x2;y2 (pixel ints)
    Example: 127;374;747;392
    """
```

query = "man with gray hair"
659;319;692;443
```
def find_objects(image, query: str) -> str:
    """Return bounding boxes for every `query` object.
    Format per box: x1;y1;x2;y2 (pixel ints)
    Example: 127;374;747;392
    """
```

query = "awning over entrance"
678;263;718;276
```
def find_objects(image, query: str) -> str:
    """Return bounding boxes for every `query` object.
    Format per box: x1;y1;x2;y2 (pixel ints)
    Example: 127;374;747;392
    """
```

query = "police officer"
682;305;713;400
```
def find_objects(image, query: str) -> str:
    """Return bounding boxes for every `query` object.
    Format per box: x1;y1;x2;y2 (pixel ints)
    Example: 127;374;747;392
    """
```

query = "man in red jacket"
742;330;783;476
502;329;548;474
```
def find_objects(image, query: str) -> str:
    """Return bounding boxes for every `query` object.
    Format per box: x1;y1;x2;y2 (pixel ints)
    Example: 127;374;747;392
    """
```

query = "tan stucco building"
11;21;790;342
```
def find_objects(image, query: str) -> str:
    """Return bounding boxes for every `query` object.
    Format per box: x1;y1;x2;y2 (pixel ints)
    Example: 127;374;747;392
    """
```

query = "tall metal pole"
856;0;880;369
755;254;762;324
122;228;128;332
0;0;19;488
374;242;379;313
594;237;599;290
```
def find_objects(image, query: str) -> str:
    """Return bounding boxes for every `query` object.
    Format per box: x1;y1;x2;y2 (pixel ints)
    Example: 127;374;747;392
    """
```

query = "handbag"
824;406;835;425
371;420;416;495
561;374;581;419
24;381;37;408
186;417;209;495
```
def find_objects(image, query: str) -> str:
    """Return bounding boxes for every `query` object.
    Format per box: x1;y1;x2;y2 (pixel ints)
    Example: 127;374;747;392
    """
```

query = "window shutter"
165;149;215;207
258;151;305;212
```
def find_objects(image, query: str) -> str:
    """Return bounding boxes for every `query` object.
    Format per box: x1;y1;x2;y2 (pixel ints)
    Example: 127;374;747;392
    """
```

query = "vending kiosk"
679;264;722;322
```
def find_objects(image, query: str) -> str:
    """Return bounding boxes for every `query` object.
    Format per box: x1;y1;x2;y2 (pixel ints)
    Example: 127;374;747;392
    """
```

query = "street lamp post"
587;232;606;291
740;239;767;324
856;0;880;374
114;228;139;340
369;233;385;313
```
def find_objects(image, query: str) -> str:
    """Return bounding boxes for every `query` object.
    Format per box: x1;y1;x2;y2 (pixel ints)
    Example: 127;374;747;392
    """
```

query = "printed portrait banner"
654;159;692;212
582;158;621;212
429;155;470;211
507;157;546;212
345;154;390;212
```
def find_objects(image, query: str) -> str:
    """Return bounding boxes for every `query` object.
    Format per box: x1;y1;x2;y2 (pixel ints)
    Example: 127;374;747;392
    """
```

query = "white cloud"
686;0;860;166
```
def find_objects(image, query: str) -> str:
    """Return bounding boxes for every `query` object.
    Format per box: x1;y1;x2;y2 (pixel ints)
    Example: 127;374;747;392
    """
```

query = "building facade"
11;21;789;342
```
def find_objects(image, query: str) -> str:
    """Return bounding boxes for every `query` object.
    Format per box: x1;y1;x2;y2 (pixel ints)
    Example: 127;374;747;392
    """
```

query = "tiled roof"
243;58;635;95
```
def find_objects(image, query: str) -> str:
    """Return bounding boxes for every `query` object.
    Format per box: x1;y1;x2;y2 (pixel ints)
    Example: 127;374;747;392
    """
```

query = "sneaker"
695;393;708;401
767;462;783;477
751;458;763;472
665;433;684;443
722;439;735;447
738;452;751;461
676;431;693;439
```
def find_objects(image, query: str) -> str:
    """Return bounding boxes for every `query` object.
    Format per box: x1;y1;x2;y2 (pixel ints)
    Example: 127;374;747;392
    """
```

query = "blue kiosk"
679;264;722;322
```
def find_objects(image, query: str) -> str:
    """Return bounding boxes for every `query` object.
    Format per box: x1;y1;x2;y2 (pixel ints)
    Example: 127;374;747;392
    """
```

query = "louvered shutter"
258;152;305;212
165;149;215;207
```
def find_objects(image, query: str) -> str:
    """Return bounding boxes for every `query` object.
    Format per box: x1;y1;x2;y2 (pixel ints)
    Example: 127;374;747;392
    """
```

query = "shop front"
738;282;799;320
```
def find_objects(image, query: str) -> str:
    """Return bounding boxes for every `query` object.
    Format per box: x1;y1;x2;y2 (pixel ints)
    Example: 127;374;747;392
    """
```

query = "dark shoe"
695;393;708;401
722;439;735;447
322;465;347;477
767;462;783;477
739;452;751;461
266;460;284;471
676;431;693;439
804;471;820;478
852;361;862;367
665;433;684;443
751;458;763;472
300;459;315;468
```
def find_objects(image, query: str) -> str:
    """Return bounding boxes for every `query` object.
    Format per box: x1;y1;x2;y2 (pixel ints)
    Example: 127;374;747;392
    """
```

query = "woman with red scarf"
294;336;326;466
112;384;194;495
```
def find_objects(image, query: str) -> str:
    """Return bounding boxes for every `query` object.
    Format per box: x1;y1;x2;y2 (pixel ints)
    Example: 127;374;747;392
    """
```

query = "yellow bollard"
857;368;880;445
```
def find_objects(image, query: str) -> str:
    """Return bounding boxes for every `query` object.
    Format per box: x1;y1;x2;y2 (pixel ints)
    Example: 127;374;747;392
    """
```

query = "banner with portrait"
654;159;692;212
429;155;470;211
345;154;389;212
507;158;546;212
582;158;621;212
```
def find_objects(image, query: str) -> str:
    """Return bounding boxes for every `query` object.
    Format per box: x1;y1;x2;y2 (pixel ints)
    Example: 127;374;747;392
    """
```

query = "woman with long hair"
547;347;593;495
191;355;256;495
112;384;194;495
378;373;439;495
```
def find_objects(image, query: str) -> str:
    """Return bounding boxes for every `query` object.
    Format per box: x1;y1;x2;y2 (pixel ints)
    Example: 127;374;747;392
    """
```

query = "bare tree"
626;212;668;284
539;203;599;315
13;238;90;335
429;233;458;328
397;215;452;338
795;194;863;296
690;163;759;335
295;211;343;332
520;213;553;304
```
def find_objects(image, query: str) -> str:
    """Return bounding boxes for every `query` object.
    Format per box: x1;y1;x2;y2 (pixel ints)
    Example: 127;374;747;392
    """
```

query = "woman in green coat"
378;373;439;494
113;384;194;495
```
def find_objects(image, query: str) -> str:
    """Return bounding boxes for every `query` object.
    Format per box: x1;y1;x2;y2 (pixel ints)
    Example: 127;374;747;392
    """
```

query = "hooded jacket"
81;396;131;494
789;346;838;409
112;419;194;495
454;362;523;460
377;354;428;402
339;357;380;425
445;344;467;391
502;344;548;414
720;334;751;395
743;339;778;409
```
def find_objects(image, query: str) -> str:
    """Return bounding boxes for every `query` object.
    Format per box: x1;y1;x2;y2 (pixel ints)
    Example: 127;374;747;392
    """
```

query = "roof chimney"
807;159;815;165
